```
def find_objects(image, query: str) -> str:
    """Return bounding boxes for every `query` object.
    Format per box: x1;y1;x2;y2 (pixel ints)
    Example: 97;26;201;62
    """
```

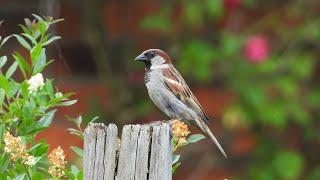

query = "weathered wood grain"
115;125;140;180
134;125;152;180
103;124;118;179
83;123;97;180
84;122;171;180
149;124;172;180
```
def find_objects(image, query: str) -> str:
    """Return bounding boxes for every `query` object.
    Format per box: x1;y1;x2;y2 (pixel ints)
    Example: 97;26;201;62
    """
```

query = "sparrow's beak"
134;53;147;61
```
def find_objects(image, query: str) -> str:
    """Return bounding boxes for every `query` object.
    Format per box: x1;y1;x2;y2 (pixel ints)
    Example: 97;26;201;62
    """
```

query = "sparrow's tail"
195;118;227;158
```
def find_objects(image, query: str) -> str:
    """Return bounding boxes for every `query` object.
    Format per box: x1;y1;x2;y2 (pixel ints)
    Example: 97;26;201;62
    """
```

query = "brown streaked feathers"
162;66;210;123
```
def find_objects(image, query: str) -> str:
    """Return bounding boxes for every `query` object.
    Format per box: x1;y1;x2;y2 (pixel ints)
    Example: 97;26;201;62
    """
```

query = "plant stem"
23;164;32;180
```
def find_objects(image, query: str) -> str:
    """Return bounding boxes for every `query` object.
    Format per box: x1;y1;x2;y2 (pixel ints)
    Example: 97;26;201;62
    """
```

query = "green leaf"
37;110;56;128
0;75;9;93
186;134;206;144
67;128;83;139
19;24;31;34
22;33;37;45
20;81;29;98
172;154;180;165
32;14;44;22
50;18;64;25
172;162;181;173
0;56;7;69
272;151;304;179
31;172;44;179
0;153;9;172
28;142;49;157
0;88;4;108
38;22;48;35
14;173;26;180
0;35;12;47
77;171;83;180
0;124;4;147
45;79;54;99
7;81;19;98
31;44;42;64
56;99;78;107
33;59;53;75
13;34;31;50
43;36;61;46
71;146;83;158
90;116;99;123
12;52;32;76
75;116;83;129
71;165;80;177
5;62;18;78
33;48;46;74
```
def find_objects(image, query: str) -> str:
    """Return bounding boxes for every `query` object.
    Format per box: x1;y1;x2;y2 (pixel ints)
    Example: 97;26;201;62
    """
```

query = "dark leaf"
71;146;83;158
172;162;181;173
33;48;46;74
5;62;18;78
172;154;180;165
0;56;7;68
31;44;42;64
186;134;206;144
13;34;31;50
43;36;61;46
0;35;12;47
37;110;56;128
71;165;80;177
12;52;32;76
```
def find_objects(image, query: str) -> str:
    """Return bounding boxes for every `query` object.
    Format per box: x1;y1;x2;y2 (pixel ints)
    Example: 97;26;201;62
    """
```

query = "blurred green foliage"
0;15;82;179
140;0;320;179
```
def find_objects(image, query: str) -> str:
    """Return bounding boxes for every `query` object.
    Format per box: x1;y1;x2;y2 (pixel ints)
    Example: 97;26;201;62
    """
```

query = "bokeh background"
1;0;320;179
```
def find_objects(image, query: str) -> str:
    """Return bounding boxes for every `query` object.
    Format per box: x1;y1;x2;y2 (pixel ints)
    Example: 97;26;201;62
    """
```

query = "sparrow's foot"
143;120;165;126
165;119;182;126
142;119;179;127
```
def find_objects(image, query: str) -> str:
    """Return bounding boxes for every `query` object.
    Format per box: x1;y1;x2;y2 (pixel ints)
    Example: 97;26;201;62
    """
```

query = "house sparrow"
135;49;227;158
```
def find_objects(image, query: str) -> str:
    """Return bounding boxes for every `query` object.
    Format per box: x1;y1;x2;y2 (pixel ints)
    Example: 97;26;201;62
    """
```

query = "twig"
23;164;31;180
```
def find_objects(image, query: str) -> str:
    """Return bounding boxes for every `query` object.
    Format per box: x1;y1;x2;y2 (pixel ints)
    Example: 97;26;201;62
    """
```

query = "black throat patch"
144;69;151;83
144;61;151;70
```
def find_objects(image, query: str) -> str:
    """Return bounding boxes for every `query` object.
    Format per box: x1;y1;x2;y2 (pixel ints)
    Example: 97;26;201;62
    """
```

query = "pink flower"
224;0;241;9
244;36;269;63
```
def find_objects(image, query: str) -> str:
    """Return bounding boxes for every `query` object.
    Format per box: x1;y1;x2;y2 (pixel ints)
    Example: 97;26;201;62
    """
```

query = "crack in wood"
84;122;172;180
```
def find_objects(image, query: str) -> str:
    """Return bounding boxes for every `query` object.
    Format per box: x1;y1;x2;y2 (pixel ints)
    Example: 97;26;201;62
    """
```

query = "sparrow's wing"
163;66;227;158
162;66;209;122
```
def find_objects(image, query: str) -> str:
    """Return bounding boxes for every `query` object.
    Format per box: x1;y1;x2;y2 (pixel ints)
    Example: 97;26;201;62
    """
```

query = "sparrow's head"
135;49;171;69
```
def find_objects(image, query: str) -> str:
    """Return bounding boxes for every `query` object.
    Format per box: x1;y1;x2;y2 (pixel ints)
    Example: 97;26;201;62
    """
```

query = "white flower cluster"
25;156;36;166
27;73;45;93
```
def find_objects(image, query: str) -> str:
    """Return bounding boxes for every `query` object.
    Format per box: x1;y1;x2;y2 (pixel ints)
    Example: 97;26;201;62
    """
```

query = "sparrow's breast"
145;69;196;121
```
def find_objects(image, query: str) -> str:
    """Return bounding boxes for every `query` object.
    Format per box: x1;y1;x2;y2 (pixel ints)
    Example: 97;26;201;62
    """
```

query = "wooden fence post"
83;122;172;180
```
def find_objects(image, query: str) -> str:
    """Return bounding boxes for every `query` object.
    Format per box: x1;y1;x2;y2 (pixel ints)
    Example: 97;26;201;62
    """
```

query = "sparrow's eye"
145;52;155;59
